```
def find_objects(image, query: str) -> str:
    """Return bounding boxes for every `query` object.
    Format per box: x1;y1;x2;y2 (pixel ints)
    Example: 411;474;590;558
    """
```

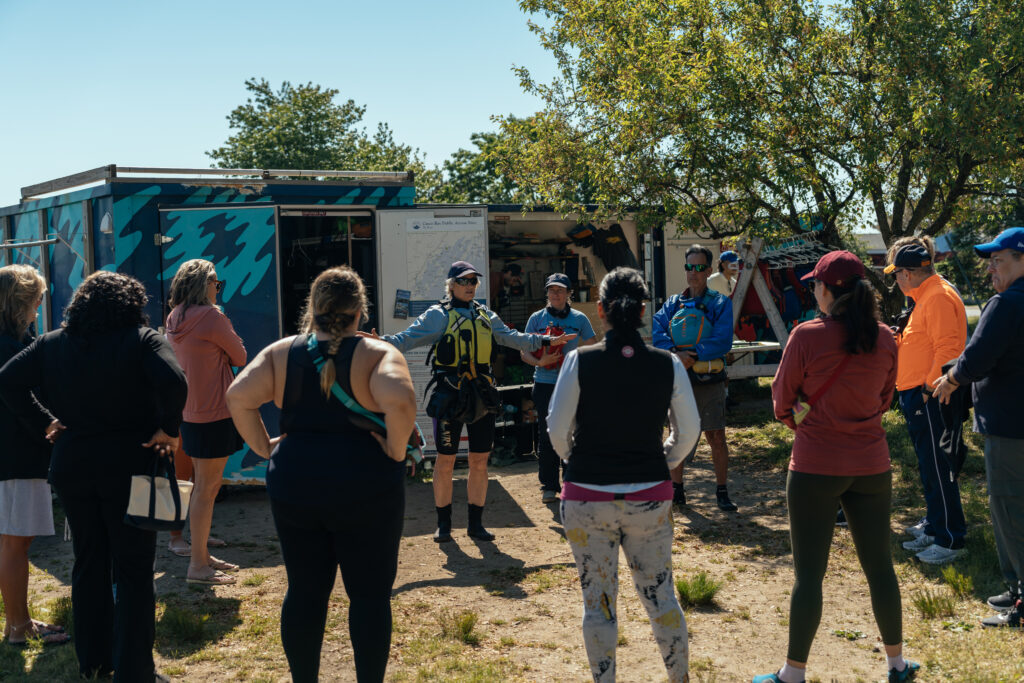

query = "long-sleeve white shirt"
546;347;702;492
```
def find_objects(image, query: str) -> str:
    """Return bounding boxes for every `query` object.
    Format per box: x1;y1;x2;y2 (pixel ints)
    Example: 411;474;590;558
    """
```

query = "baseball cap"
719;251;739;263
545;273;571;289
801;250;865;287
973;227;1024;257
883;244;931;274
447;261;482;279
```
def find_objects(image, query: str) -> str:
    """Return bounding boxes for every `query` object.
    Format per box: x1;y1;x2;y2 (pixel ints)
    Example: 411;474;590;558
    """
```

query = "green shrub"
438;608;480;646
912;589;957;619
940;566;974;598
676;571;723;607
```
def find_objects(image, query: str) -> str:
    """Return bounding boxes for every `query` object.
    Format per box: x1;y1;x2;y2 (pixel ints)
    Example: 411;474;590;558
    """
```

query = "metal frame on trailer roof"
21;165;415;200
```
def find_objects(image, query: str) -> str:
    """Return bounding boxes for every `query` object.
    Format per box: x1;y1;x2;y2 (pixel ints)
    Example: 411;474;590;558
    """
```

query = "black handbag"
124;454;191;531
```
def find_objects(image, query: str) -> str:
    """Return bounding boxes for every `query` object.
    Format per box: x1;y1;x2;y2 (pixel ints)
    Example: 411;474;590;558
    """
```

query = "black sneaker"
716;487;737;512
982;602;1023;628
836;508;848;527
987;590;1020;612
672;484;687;507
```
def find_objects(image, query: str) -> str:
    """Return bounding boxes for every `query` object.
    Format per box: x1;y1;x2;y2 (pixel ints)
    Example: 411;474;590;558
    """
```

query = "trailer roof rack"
21;165;415;199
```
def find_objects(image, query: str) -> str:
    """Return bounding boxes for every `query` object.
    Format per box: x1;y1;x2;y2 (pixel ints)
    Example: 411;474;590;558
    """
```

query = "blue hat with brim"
545;273;571;289
974;227;1024;258
448;261;482;279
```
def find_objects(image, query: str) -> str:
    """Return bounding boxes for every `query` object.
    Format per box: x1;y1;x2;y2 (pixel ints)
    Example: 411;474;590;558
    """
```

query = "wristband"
946;369;959;387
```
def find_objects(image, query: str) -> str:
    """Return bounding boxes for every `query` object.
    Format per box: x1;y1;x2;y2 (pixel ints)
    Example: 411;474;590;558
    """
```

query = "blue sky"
0;0;555;206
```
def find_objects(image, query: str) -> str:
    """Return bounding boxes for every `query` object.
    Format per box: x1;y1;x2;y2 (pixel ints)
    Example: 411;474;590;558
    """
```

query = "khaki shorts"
691;380;727;432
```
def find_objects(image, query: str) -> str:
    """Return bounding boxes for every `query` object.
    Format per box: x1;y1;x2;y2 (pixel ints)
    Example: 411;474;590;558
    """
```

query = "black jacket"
0;327;187;484
0;332;53;481
952;277;1024;438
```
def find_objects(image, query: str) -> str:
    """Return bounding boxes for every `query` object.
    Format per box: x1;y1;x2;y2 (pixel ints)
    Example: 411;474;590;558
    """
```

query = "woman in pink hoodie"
166;259;247;585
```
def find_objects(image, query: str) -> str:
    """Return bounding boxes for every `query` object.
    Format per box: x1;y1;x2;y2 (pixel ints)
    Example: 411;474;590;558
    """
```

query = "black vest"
564;329;675;485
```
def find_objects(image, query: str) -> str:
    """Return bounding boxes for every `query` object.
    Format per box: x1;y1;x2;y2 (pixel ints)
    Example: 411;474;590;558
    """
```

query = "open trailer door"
158;205;282;485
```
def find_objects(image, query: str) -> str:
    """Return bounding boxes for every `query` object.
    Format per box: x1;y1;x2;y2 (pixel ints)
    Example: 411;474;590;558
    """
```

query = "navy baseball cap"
974;227;1024;257
719;250;739;263
883;244;931;274
447;261;482;279
545;273;571;289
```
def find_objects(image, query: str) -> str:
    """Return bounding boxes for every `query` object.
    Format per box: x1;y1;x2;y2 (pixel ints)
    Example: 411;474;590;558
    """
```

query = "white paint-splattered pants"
561;499;689;682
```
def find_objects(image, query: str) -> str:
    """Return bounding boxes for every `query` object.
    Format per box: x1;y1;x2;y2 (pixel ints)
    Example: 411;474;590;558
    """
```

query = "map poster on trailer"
380;210;487;457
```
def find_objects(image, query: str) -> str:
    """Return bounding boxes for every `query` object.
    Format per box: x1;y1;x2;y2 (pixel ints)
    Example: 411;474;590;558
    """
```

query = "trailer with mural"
1;167;670;482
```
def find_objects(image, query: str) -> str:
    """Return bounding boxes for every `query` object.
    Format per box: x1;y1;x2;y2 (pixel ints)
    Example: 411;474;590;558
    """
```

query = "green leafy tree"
208;78;439;194
498;0;1024;313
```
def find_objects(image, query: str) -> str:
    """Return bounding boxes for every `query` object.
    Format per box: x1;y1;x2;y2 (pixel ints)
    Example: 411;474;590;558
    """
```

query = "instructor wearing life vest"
368;261;575;543
653;245;737;512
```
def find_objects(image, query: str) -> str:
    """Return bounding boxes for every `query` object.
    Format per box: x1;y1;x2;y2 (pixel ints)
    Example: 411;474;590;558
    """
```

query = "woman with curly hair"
227;266;416;683
165;259;246;585
0;265;69;648
0;270;186;682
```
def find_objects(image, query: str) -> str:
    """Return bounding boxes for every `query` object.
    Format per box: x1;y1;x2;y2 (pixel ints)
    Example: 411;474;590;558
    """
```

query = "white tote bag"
124;455;193;531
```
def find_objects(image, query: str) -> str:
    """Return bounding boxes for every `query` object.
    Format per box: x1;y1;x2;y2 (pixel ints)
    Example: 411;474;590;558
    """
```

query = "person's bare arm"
226;338;290;458
367;345;417;463
520;349;561;367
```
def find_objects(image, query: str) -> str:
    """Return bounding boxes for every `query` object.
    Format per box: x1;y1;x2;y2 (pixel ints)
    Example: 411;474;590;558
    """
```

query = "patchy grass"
676;571;723;607
940;566;974;598
911;588;958;620
437;609;481;646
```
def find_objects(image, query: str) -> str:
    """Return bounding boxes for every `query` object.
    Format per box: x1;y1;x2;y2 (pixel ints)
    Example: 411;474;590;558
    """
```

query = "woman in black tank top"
227;266;417;683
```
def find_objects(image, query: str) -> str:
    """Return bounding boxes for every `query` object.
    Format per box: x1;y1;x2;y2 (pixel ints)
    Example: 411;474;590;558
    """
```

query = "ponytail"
826;278;880;354
299;266;369;397
599;267;648;330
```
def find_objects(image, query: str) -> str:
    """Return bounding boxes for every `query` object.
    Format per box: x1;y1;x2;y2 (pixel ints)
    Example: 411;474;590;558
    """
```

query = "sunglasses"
684;263;710;272
211;279;225;292
454;276;479;286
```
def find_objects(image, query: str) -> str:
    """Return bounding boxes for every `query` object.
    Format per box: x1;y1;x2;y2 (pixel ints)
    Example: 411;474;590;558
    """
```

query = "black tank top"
266;335;403;504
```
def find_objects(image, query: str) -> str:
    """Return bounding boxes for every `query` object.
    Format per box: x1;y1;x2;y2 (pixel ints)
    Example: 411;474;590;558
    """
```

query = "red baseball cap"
800;250;865;287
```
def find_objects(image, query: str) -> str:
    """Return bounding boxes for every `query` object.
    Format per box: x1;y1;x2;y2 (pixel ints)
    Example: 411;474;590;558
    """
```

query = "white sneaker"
902;534;935;551
916;544;965;565
904;519;928;538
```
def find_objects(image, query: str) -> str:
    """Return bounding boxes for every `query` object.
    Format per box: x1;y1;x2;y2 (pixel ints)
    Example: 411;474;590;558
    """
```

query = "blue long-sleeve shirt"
381;301;546;354
950;277;1024;438
652;289;734;361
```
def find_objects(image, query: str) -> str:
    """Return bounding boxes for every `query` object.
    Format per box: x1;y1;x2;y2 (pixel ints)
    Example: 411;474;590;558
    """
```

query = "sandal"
208;556;239;572
186;568;236;585
6;620;71;647
168;538;192;557
207;536;227;547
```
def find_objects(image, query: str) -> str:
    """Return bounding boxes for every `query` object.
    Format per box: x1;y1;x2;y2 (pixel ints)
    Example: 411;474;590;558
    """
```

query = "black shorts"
433;415;495;455
180;418;244;460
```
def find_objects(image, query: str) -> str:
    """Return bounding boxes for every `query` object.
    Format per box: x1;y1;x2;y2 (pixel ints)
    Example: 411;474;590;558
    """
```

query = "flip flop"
207;536;227;547
30;619;64;636
186;568;236;585
168;539;192;557
208;556;239;572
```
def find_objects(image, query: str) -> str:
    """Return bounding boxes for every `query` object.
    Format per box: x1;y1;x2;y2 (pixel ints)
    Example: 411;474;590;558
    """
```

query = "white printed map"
406;217;489;302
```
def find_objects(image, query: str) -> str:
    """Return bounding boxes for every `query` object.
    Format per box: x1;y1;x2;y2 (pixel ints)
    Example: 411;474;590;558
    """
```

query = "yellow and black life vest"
430;300;493;372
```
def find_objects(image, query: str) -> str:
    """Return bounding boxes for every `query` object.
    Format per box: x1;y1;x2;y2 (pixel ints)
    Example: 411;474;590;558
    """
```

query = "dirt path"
18;444;982;682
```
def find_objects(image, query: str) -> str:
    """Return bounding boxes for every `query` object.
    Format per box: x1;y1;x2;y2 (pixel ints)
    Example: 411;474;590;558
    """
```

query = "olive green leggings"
786;470;902;663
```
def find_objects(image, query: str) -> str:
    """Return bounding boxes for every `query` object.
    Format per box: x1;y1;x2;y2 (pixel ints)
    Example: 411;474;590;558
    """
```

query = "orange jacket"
896;274;967;391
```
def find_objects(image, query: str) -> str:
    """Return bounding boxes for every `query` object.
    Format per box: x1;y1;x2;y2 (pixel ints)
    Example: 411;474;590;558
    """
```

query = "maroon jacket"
772;318;897;476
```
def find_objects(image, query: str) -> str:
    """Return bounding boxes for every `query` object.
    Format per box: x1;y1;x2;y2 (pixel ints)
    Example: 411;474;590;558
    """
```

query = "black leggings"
786;470;902;663
270;485;405;683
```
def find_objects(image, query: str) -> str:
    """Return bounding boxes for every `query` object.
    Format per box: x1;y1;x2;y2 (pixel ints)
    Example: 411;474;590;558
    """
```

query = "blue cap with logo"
974;227;1024;258
545;273;571;289
447;261;482;279
719;250;739;263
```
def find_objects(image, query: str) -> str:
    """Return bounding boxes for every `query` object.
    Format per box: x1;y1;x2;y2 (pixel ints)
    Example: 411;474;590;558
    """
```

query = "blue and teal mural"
0;176;416;484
